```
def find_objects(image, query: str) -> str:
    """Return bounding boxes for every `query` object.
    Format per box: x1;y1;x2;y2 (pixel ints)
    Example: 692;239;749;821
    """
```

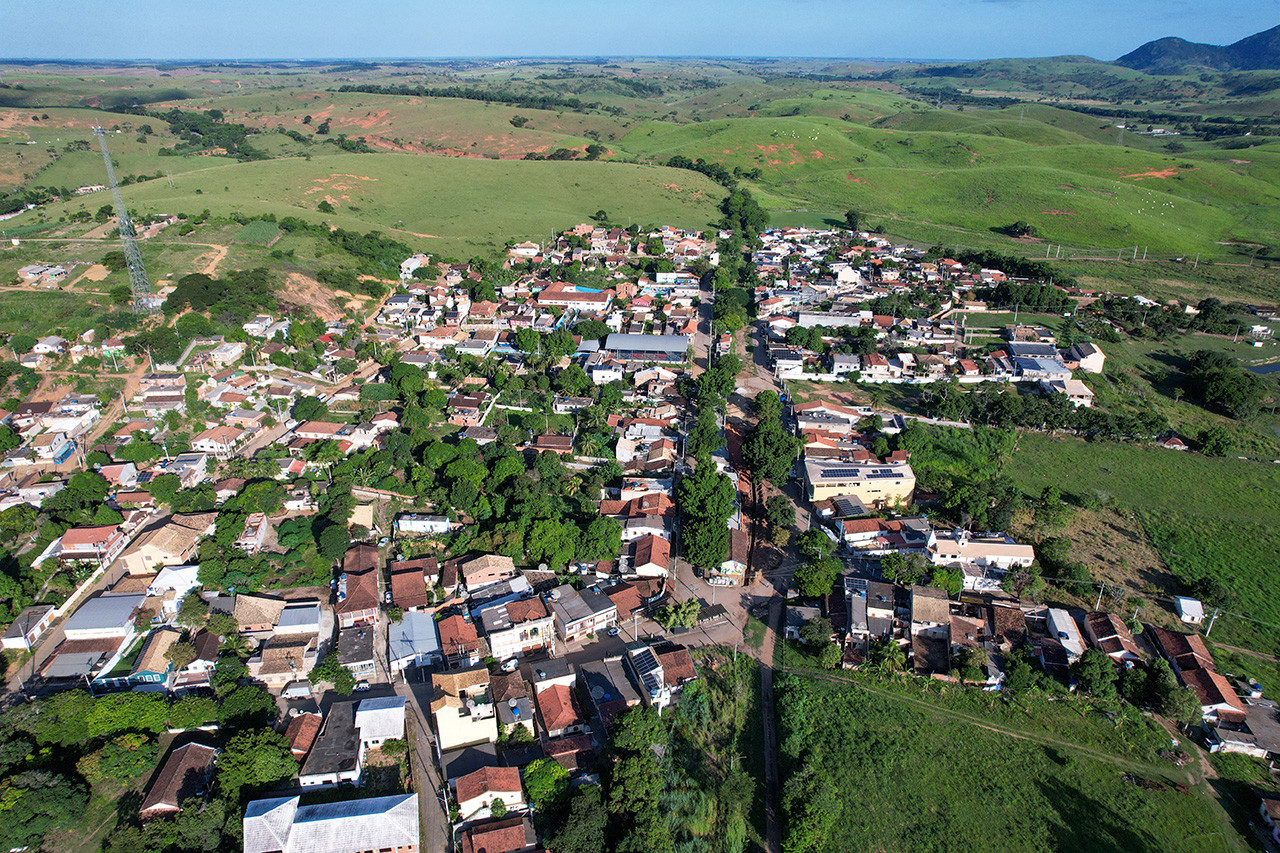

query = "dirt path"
758;597;783;853
1213;642;1279;664
198;242;229;276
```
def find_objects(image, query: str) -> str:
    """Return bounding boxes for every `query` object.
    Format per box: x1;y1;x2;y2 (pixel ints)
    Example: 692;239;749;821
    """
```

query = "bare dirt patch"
281;272;347;323
1122;167;1184;180
845;174;867;184
1062;507;1174;595
81;264;109;281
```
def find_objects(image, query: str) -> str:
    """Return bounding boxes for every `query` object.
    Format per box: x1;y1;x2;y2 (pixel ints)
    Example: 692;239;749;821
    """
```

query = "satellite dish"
590;686;605;700
538;563;548;572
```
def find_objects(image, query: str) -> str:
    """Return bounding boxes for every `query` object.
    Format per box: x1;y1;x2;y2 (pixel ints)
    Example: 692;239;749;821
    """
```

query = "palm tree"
870;638;906;675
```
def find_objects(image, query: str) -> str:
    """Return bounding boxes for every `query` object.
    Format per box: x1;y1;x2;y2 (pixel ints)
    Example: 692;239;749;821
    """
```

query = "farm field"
777;673;1243;852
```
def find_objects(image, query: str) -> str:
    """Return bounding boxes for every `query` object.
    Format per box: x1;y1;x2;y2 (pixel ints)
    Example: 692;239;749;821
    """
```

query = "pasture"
777;674;1241;853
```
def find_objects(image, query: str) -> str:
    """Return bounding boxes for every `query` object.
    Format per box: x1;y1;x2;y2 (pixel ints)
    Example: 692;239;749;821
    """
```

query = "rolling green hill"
26;153;726;256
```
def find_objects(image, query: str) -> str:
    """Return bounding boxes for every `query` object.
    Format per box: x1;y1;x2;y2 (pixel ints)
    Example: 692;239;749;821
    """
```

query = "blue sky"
2;0;1273;61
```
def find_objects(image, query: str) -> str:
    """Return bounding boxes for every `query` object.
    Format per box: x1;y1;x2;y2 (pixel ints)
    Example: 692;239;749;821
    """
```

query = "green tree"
1197;425;1233;457
523;758;570;813
316;523;351;560
552;785;609;853
1071;648;1117;700
798;616;833;646
310;651;356;695
217;684;277;728
655;598;701;630
880;552;928;586
843;209;861;231
215;728;296;802
1163;685;1203;726
869;637;906;675
793;555;840;599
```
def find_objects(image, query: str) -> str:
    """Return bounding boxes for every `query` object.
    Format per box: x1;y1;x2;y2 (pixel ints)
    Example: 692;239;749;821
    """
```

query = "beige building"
803;460;916;506
430;666;497;751
119;513;216;575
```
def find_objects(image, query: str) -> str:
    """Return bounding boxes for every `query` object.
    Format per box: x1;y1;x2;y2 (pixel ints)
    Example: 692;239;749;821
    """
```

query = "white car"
354;680;371;692
501;658;520;673
607;627;620;637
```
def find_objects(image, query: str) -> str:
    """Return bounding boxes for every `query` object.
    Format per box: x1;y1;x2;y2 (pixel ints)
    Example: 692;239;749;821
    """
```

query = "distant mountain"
1115;24;1280;74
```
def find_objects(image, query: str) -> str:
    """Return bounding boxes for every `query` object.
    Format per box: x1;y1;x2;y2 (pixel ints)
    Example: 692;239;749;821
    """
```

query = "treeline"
107;105;268;159
334;83;601;113
929;245;1075;284
664;155;761;189
920;380;1170;441
271;214;413;277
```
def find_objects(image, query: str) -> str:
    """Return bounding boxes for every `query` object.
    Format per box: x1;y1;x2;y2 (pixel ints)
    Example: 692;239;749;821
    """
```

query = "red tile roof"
455;765;522;806
285;712;323;758
438;614;481;655
536;683;583;732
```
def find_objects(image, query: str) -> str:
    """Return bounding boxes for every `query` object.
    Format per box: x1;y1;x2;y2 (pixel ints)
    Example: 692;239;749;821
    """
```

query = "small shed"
1174;596;1206;625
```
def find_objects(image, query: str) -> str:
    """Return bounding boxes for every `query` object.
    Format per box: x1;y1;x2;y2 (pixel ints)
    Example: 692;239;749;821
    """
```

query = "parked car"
606;627;620;637
354;680;371;692
501;658;519;672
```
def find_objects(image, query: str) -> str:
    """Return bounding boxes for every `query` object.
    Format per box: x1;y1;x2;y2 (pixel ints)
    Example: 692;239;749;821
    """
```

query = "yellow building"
430;666;498;752
804;460;915;507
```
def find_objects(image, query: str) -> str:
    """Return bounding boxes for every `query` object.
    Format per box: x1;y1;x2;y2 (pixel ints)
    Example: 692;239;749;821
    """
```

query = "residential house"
631;533;671;578
910;586;950;638
395;514;451;536
56;524;127;566
431;666;498;751
438;613;484;667
1;604;54;651
458;816;538;853
388;611;442;673
460;554;517;593
1046;608;1085;662
1083;611;1141;663
338;625;376;682
139;743;217;822
548;584;617;642
455;766;526;825
190;425;244;459
336;544;379;628
536;681;588;739
480;598;555;661
389;560;433;611
803;459;916;506
119;513;217;575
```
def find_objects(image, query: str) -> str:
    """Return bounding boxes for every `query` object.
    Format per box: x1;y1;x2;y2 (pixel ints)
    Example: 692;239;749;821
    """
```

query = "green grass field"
1006;433;1280;650
18;153;726;257
777;673;1242;852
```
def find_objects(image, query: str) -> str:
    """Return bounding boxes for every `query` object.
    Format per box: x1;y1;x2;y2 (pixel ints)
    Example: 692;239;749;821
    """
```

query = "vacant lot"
1007;434;1280;650
777;674;1241;852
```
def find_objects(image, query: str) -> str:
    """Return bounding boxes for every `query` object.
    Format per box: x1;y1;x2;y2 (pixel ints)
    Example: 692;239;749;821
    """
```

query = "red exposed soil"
845;174;867;184
1121;167;1183;179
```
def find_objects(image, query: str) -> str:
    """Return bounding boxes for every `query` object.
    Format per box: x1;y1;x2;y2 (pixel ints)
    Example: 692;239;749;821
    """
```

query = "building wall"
434;708;498;753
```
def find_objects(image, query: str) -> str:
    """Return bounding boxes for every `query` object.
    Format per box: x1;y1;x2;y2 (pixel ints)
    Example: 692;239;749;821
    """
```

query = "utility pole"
93;127;155;314
1095;580;1106;611
1205;607;1221;636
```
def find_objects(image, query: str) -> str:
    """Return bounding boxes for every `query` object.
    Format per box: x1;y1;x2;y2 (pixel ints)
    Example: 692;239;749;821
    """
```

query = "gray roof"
441;743;499;785
355;696;405;744
243;793;418;853
276;603;321;632
2;604;53;642
549;584;616;627
605;333;690;353
1007;341;1059;359
388;611;441;663
63;592;143;635
580;657;641;707
299;702;358;779
337;626;374;666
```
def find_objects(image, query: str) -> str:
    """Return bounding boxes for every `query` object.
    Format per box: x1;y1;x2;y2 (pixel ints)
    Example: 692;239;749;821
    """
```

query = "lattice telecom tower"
93;126;156;313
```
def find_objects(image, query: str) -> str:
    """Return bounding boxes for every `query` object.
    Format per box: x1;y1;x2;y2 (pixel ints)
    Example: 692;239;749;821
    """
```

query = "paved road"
394;676;452;853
